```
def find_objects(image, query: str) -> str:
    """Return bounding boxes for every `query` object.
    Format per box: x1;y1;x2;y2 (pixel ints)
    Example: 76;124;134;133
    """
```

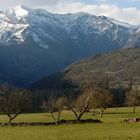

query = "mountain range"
0;5;140;86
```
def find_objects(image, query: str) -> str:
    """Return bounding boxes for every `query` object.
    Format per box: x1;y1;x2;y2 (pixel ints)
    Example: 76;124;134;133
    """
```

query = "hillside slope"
32;48;140;90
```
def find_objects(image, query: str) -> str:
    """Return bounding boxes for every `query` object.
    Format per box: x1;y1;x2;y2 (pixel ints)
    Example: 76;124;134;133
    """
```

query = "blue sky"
0;0;140;25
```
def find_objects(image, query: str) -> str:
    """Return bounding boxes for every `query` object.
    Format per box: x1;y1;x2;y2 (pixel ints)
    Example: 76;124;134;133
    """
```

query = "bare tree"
125;88;140;113
42;96;65;125
65;90;92;121
92;89;113;117
0;84;32;124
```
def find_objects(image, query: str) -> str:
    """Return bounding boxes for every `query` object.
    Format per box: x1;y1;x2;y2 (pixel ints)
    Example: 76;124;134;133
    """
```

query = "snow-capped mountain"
0;5;139;86
0;5;139;48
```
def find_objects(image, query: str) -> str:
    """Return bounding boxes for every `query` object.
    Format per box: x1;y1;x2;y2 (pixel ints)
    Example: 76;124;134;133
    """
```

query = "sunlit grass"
0;106;139;140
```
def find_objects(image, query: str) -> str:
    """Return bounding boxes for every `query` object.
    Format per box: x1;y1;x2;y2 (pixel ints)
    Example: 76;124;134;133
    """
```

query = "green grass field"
0;107;139;140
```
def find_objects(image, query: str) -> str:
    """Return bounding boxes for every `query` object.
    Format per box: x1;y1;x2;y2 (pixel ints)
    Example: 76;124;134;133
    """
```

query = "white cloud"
42;1;140;25
0;0;79;9
0;0;140;25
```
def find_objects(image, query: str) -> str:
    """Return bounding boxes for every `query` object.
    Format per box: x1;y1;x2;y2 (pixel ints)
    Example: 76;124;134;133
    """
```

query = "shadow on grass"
0;119;102;127
104;112;131;115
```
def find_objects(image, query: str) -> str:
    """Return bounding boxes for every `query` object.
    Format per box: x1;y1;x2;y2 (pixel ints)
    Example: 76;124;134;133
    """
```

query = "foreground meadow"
0;107;139;140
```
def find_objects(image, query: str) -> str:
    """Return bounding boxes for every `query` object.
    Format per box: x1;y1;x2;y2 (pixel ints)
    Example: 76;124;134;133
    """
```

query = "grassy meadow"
0;107;139;140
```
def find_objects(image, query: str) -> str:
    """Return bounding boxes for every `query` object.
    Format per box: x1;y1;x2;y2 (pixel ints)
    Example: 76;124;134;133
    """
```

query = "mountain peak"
10;5;30;17
13;5;31;11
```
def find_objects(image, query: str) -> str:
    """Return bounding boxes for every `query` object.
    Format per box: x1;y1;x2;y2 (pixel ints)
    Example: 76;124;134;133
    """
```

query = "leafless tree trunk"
0;84;32;124
42;95;65;125
133;106;136;114
100;107;105;118
70;104;89;121
92;108;95;116
65;92;92;121
51;111;61;125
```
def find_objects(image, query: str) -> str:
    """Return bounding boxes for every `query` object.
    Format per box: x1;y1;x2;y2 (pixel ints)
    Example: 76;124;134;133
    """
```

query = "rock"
123;118;140;123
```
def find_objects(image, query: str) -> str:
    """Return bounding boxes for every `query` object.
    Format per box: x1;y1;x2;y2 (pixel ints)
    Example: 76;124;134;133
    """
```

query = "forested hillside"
33;48;140;90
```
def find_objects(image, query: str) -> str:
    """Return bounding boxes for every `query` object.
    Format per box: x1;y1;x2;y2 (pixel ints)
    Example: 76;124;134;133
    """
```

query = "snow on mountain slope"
0;5;138;49
11;5;29;18
0;5;30;44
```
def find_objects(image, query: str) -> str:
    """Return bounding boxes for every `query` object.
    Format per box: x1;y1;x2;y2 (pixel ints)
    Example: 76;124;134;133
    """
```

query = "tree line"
0;81;139;125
